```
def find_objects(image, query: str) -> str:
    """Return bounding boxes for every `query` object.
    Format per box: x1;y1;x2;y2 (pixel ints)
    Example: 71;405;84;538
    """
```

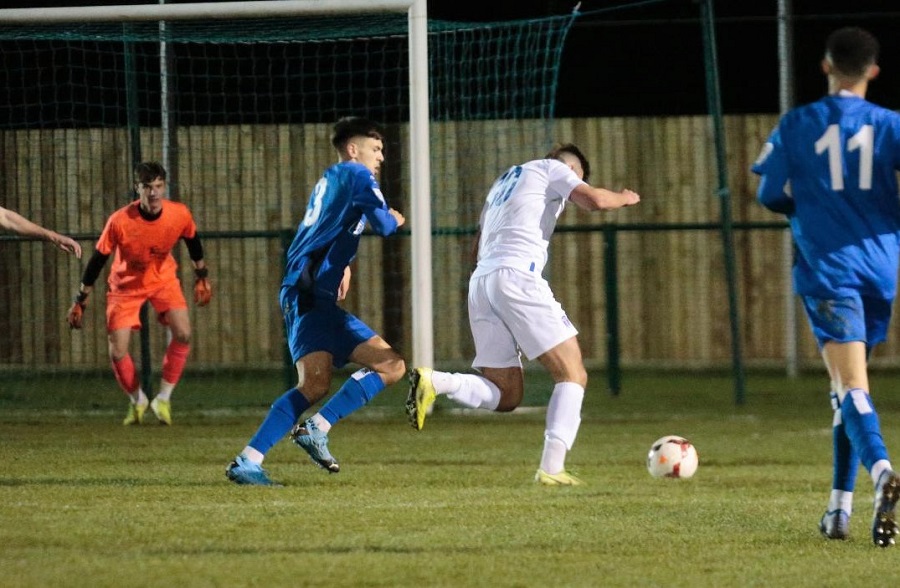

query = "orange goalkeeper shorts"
105;279;187;332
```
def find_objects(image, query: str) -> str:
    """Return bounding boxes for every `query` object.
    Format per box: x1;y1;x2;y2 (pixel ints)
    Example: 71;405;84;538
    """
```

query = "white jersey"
472;158;585;278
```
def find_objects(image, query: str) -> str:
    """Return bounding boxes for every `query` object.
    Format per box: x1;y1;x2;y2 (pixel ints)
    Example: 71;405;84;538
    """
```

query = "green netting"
0;14;576;127
0;10;575;381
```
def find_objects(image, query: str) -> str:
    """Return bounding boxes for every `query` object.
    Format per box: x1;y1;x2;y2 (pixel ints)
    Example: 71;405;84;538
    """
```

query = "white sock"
311;412;331;433
544;382;584;449
242;446;265;465
431;370;461;394
827;489;853;515
871;459;893;486
446;374;501;410
539;436;568;475
538;383;585;474
130;388;148;406
155;380;175;402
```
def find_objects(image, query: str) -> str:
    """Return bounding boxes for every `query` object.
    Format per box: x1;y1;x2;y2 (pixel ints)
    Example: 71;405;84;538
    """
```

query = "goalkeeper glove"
67;292;88;329
193;267;212;306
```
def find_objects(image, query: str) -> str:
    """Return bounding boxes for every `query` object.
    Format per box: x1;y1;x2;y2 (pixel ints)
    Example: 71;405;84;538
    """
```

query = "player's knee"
298;379;330;404
172;330;191;344
107;343;128;361
495;388;523;412
569;365;588;388
380;356;406;386
495;400;519;413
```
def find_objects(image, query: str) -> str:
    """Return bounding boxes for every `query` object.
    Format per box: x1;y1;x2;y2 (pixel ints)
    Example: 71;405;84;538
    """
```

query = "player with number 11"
752;26;900;548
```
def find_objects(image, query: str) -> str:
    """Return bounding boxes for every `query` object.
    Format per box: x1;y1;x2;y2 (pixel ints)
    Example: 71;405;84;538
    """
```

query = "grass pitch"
2;369;900;587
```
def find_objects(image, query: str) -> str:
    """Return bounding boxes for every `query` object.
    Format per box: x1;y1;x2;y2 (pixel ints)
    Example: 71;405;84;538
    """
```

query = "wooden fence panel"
4;115;896;371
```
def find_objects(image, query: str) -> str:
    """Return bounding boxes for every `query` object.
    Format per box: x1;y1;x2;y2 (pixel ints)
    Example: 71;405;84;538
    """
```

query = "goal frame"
0;0;435;369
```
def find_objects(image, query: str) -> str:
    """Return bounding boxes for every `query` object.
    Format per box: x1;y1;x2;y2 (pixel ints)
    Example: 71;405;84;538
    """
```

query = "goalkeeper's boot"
534;469;585;487
225;454;280;487
873;470;900;547
405;367;436;431
291;418;340;473
122;399;148;426
818;509;850;540
150;397;172;426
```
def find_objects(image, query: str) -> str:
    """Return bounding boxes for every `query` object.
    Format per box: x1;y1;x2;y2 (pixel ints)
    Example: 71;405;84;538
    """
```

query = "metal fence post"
603;224;621;396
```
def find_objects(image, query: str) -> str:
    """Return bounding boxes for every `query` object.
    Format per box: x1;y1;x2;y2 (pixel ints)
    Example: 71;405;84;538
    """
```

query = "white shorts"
468;267;579;367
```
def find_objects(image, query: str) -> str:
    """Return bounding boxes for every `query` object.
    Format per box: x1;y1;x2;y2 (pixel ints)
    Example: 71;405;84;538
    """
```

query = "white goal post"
0;0;435;370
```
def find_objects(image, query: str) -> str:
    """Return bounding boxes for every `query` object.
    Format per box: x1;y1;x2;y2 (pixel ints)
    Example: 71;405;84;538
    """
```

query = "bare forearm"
570;184;641;211
0;207;54;240
0;206;82;257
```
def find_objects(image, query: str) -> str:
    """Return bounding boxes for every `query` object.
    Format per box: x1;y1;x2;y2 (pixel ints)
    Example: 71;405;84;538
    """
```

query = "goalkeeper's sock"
129;388;148;407
319;368;384;425
445;374;501;410
161;340;190;386
111;354;140;395
155;382;173;402
841;388;890;474
248;388;311;455
830;391;858;492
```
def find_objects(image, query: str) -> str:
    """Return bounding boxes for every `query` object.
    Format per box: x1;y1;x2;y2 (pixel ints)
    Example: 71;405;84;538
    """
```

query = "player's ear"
866;63;880;81
345;140;359;160
821;58;831;75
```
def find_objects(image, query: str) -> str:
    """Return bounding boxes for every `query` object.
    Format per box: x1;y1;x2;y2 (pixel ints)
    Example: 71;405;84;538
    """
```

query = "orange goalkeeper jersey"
95;200;197;294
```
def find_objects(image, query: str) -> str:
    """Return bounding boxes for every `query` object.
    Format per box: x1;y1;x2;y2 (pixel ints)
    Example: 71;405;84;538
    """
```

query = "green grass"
3;370;900;587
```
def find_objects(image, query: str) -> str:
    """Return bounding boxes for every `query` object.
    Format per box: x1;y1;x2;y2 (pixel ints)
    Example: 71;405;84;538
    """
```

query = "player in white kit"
407;143;640;485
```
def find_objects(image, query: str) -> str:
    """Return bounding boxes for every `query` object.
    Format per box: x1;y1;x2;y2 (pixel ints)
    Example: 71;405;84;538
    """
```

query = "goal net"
0;3;576;403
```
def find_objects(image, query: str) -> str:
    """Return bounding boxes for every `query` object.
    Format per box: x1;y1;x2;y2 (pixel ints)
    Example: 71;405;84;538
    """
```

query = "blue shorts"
280;287;375;367
801;294;892;350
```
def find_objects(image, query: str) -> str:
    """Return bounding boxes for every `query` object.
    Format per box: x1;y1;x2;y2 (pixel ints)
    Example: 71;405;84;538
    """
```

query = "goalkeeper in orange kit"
67;161;212;425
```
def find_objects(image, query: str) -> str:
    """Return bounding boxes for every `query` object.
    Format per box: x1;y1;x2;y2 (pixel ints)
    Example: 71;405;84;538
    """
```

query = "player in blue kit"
227;117;406;485
752;27;900;547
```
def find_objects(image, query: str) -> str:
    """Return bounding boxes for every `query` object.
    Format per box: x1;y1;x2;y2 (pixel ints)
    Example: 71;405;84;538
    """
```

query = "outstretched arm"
0;206;82;258
568;184;640;211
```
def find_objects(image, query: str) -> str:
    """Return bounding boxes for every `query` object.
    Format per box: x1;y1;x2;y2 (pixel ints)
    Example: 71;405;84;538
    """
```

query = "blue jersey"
752;94;900;299
282;161;399;304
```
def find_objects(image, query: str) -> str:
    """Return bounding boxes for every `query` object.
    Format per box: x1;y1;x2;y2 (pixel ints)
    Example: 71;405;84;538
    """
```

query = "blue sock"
841;388;889;473
831;391;858;492
319;369;385;425
248;388;311;455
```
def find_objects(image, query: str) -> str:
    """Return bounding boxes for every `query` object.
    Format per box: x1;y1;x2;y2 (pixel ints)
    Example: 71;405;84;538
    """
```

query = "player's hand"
51;233;82;258
389;208;405;227
67;298;86;329
194;277;212;306
337;266;351;301
620;189;640;207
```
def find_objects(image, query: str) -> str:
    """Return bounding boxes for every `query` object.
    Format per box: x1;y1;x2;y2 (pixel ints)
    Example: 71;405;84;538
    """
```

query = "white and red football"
647;435;699;479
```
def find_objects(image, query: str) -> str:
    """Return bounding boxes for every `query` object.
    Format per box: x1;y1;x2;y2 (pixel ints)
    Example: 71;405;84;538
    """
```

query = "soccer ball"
646;435;699;479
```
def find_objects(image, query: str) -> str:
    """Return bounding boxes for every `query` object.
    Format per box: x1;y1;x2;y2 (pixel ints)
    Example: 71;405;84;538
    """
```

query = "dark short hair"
134;161;167;184
826;27;879;78
331;117;384;150
545;143;591;183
